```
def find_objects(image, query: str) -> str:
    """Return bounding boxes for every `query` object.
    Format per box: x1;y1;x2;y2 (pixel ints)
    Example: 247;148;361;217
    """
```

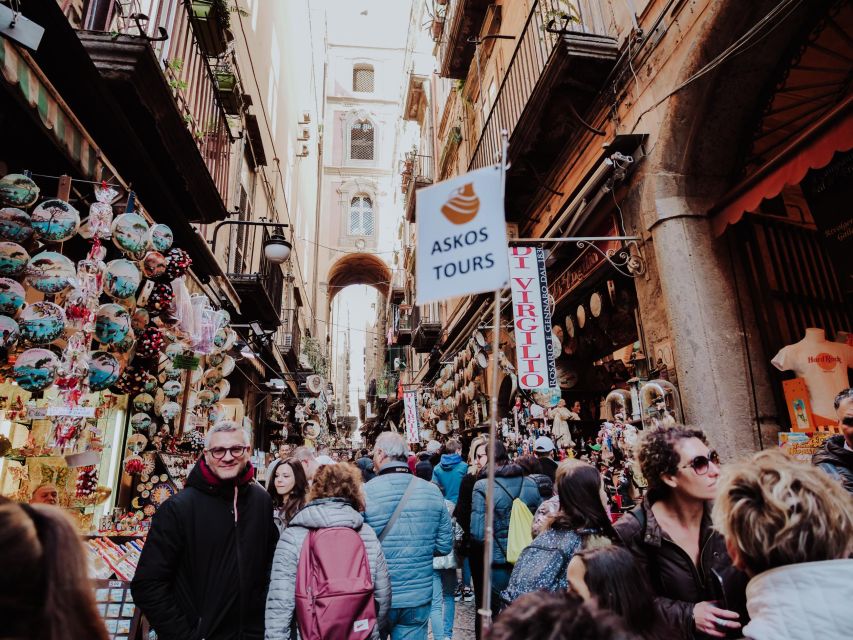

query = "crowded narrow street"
0;1;851;639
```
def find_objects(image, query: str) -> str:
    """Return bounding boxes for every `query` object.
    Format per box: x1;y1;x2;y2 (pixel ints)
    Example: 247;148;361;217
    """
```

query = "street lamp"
210;219;292;264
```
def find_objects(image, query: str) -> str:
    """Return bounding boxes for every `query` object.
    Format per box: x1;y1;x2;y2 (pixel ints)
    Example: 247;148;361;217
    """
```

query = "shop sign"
173;354;200;370
508;247;557;389
47;405;96;418
416;166;509;304
549;237;623;304
403;390;420;444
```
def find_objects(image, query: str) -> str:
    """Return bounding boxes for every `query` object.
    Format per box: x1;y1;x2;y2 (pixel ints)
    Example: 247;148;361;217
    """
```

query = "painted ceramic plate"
0;174;40;207
202;368;223;389
0;242;30;277
162;380;182;398
197;389;215;407
31;199;80;242
209;403;225;424
111;213;150;254
26;251;76;294
213;327;236;351
141;251;166;279
13;348;59;391
19;302;66;343
207;351;224;367
104;259;141;299
130;412;152;432
160;401;181;421
132;393;155;413
148;224;173;253
0;207;33;243
213;378;230;400
0;314;20;348
88;351;122;391
150;482;176;506
0;278;26;315
217;354;235;376
95;303;132;344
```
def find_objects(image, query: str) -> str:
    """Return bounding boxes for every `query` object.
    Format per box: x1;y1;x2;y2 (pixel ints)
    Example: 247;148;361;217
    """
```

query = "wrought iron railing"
469;0;614;171
82;0;232;204
277;307;302;361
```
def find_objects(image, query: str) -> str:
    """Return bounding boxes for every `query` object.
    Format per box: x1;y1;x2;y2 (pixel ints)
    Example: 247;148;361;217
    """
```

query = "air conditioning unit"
299;111;311;124
296;143;309;157
297;126;310;141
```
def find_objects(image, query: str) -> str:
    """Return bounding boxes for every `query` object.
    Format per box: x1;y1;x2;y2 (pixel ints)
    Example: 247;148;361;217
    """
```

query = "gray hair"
292;446;316;462
375;431;407;461
834;388;853;410
205;420;252;449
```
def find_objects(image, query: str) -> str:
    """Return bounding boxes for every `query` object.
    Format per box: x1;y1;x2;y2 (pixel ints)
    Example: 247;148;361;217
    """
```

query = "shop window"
353;64;375;92
349;195;374;236
350;120;375;160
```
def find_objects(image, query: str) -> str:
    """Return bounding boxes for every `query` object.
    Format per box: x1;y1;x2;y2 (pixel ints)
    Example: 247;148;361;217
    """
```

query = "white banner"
416;166;509;304
508;247;557;389
403;390;420;444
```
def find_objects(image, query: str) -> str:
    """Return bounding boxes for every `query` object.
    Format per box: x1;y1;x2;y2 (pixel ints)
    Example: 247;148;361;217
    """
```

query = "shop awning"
709;96;853;236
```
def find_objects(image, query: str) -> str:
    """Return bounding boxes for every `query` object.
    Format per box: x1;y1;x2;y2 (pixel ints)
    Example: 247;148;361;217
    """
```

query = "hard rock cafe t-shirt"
772;340;853;419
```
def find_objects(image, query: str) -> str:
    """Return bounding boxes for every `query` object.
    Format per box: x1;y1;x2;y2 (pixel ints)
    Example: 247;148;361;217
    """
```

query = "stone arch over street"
326;252;392;303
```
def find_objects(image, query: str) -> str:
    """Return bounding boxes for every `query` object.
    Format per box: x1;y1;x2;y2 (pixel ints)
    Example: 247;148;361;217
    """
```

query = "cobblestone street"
429;596;476;640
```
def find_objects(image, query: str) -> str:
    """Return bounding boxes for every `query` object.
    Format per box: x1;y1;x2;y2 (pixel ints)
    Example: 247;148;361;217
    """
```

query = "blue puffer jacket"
432;454;468;504
364;462;453;608
472;465;543;565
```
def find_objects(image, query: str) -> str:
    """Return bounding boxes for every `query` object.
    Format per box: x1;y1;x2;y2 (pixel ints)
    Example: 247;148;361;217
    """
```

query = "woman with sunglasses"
613;425;748;639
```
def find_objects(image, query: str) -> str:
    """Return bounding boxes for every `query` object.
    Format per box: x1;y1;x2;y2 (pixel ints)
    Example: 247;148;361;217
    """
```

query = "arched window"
349;195;374;236
350;120;374;160
352;64;375;92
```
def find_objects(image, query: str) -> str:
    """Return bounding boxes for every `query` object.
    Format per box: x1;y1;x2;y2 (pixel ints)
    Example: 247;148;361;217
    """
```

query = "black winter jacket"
131;461;279;640
614;498;748;639
812;435;853;494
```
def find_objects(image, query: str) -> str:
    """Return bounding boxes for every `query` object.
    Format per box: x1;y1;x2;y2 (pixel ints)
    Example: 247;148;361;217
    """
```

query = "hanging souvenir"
13;348;59;391
202;368;223;389
76;257;105;301
141;251;166;279
0;207;33;243
0;174;40;207
209;403;225;424
142;373;158;393
94;303;132;345
164;342;184;360
197;389;215;407
124;455;145;475
212;327;236;352
160;401;181;422
0;314;20;348
0;241;30;277
19;302;66;343
215;308;230;330
135;326;163;360
217;354;235;376
88;351;122;391
147;223;173;253
213;378;230;400
132;393;155;413
164;248;192;280
88;183;119;239
56;332;90;389
110;330;135;354
130;413;152;432
0;278;26;315
31;199;80;242
75;466;98;498
104;259;141;299
163;363;182;381
26;251;76;294
207;351;224;367
144;282;174;312
162;380;182;398
111;212;149;254
113;364;149;395
131;308;150;332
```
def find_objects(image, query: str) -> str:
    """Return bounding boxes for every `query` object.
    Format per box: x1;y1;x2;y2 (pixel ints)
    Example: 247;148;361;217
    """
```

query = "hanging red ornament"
164;248;192;280
75;465;98;497
135;326;164;360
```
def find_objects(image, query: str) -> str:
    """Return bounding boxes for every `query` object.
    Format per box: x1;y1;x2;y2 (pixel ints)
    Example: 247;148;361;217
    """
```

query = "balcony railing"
412;302;443;352
83;0;232;204
225;224;285;328
438;0;492;79
277;307;302;365
404;154;434;222
469;0;615;171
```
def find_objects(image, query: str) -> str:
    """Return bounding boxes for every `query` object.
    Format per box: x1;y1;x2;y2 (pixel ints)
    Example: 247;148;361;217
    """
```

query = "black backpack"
528;473;553;499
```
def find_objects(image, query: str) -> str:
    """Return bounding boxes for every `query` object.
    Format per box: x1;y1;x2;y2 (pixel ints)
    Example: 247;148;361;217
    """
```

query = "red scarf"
198;456;255;487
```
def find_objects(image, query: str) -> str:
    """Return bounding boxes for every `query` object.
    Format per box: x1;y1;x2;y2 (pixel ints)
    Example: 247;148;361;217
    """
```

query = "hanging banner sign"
403;390;420;444
416;165;510;304
508;247;557;389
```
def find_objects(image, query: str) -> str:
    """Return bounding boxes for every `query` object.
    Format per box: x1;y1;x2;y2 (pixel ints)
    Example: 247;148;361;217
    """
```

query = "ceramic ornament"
145;282;174;313
209;403;225;424
207;351;224;367
88;351;122;391
160;401;181;422
135;326;163;360
0;207;34;243
213;378;230;400
18;302;66;343
130;412;152;432
0;174;40;208
111;212;150;254
164;248;192;280
110;330;136;354
131;308;150;332
197;389;215;407
13;348;59;391
162;380;182;398
202;368;223;389
147;224;173;253
0;278;26;315
217;354;235;376
95;303;132;345
132;393;155;413
141;251;167;279
104;259;142;299
0;315;20;348
26;251;76;294
0;242;30;277
31;199;80;242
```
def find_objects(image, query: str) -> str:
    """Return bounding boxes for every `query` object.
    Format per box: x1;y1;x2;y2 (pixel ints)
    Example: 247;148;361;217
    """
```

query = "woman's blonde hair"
712;449;853;576
467;436;488;474
308;463;366;512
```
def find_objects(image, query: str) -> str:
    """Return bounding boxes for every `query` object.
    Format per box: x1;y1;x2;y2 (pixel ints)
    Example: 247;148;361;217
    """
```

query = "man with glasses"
813;387;853;494
132;421;279;640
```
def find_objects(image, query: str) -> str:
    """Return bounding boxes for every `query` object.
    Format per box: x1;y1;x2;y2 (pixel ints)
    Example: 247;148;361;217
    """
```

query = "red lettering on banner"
513;277;533;290
520;373;545;387
520;346;540;359
515;303;535;317
516;317;539;332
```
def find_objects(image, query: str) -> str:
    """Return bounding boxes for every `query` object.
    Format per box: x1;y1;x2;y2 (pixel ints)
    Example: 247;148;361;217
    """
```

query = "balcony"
77;0;234;223
403;155;435;222
277;308;303;371
438;0;493;79
412;303;443;353
468;0;618;220
395;309;413;346
390;269;406;304
224;225;285;329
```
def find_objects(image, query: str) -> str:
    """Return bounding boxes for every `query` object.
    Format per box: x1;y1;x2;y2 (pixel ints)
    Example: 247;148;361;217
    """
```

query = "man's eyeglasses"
206;446;249;460
680;450;720;475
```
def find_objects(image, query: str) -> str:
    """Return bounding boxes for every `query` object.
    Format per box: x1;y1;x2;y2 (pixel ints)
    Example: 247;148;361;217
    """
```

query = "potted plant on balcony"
189;0;233;57
214;64;241;115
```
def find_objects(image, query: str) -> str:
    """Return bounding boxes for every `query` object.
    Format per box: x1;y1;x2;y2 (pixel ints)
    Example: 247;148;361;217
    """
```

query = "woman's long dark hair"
549;462;616;540
575;546;669;638
267;458;309;522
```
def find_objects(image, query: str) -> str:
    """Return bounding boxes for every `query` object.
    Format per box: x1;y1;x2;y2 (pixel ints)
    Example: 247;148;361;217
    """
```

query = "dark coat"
131;461;279;640
614;498;748;639
812;435;853;494
356;455;376;483
453;472;478;555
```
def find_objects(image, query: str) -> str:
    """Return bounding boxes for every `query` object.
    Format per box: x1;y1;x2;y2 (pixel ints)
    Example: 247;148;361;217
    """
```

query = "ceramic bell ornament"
31;199;80;242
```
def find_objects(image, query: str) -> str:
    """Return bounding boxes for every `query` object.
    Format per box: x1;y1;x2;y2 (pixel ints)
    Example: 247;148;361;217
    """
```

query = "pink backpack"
294;527;377;640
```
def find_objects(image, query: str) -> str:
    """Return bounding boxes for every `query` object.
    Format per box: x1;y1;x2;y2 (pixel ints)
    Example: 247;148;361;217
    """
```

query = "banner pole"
480;129;510;636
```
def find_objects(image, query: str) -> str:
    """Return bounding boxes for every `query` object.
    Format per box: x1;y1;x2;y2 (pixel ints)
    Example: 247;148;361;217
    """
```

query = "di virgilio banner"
415;166;510;304
508;247;557;389
403;390;420;444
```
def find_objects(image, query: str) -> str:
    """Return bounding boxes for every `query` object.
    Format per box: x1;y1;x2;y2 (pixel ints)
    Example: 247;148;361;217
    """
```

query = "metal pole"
480;129;510;636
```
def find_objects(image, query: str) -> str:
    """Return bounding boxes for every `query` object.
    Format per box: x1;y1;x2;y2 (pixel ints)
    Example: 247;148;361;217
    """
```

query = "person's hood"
742;559;853;639
813;435;853;468
439;453;464;470
186;456;255;496
489;463;524;479
288;498;364;530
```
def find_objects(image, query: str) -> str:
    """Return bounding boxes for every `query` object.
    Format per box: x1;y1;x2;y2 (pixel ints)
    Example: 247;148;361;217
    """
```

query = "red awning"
710;96;853;236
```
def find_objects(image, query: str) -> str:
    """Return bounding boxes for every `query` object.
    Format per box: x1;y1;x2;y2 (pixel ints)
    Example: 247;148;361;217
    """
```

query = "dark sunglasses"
206;445;249;460
680;450;720;475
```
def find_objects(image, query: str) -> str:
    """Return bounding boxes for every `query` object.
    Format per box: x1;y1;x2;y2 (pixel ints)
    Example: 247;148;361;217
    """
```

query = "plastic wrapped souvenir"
0;278;26;315
135;326;163;360
132;393;155;413
88;183;119;239
18;302;66;343
88;351;122;391
0;314;20;348
31;199;80;242
130;413;152;432
148;224;173;252
0;174;40;207
95;303;132;344
26;251;76;294
0;207;33;243
164;248;192;280
111;212;150;254
141;251;166;279
0;242;30;277
13;348;59;391
56;331;90;389
104;259;141;299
